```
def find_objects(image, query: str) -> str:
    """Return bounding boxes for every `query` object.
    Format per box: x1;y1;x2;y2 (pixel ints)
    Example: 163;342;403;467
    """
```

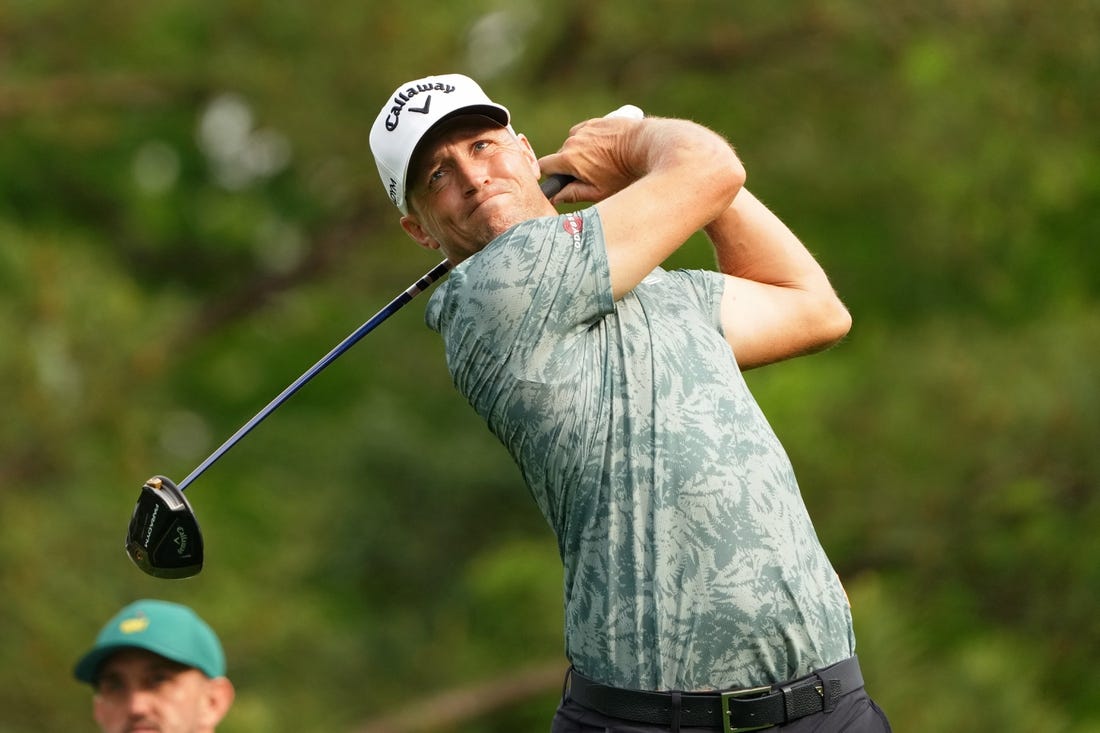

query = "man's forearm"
706;187;851;368
705;188;832;292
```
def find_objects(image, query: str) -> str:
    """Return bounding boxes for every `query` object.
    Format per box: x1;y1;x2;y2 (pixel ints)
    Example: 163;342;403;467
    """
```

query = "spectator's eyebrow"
93;668;121;689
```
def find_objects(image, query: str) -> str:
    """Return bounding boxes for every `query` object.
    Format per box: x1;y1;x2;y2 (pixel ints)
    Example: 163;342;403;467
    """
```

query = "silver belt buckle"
721;684;775;733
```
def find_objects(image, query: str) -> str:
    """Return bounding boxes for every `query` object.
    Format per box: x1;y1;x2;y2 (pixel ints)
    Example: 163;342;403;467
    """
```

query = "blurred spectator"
74;599;235;733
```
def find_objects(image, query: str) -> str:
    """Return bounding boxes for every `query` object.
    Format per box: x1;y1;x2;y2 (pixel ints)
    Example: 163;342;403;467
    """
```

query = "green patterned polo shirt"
425;207;855;691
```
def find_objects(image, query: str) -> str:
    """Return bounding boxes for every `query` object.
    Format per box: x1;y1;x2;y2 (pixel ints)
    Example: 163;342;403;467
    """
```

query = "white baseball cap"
370;73;511;214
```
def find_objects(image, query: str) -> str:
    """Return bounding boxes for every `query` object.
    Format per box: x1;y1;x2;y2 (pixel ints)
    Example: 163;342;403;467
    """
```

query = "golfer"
370;73;891;732
74;599;236;733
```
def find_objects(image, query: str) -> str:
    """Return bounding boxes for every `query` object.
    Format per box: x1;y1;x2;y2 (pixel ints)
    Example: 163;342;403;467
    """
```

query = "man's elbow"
812;296;852;350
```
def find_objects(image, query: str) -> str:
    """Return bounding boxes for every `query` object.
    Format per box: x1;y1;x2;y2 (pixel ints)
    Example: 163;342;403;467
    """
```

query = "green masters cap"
73;599;225;684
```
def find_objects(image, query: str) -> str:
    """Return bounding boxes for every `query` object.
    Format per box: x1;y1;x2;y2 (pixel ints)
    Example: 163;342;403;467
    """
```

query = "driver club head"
126;475;204;579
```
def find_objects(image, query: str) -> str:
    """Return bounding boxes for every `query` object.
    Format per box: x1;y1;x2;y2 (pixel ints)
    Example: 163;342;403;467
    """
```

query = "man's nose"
454;158;489;193
124;688;157;716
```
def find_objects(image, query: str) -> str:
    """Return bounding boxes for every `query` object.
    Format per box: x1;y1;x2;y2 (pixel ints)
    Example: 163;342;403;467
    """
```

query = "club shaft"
177;260;452;490
177;175;571;491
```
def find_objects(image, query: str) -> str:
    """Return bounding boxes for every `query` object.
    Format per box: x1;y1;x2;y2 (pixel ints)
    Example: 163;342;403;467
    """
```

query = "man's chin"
472;204;520;236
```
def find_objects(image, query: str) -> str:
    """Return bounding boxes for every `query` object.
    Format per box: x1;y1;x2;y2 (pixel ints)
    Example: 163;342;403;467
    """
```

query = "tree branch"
351;660;566;733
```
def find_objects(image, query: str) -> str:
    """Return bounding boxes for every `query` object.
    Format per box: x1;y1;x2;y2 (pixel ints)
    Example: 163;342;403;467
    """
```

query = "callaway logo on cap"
369;73;512;215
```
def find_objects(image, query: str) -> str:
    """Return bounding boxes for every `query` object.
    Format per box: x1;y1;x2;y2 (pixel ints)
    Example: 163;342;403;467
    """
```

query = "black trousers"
551;683;892;733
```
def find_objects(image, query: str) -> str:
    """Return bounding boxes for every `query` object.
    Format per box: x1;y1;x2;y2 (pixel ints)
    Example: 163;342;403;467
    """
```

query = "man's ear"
199;677;235;728
400;215;441;251
515;133;541;180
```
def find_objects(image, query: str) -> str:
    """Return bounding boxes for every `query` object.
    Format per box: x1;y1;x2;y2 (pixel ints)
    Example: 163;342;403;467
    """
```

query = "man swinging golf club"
369;73;891;732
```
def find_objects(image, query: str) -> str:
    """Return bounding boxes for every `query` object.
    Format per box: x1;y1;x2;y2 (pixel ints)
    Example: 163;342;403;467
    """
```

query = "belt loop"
816;672;841;713
670;691;682;733
561;666;573;703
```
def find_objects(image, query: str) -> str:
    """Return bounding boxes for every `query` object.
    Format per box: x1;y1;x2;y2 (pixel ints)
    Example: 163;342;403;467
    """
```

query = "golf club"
126;103;644;579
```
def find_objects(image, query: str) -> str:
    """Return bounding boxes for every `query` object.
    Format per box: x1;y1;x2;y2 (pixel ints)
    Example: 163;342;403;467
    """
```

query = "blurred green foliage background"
2;0;1098;730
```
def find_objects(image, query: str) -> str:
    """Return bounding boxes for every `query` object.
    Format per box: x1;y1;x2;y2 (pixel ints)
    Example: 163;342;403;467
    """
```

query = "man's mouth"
470;189;506;214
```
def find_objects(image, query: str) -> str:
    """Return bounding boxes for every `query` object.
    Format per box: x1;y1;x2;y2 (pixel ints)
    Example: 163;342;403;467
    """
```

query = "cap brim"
74;644;128;684
73;642;211;684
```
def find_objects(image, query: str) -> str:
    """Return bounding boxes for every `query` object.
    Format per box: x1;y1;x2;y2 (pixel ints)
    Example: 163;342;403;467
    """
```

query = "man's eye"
427;168;447;190
150;670;176;686
96;678;124;694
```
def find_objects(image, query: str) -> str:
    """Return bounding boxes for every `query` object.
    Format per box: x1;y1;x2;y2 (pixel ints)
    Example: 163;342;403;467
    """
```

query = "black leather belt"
566;656;864;732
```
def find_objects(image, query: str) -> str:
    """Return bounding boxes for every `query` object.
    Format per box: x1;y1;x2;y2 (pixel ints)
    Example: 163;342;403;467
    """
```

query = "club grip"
539;104;644;200
540;174;572;199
